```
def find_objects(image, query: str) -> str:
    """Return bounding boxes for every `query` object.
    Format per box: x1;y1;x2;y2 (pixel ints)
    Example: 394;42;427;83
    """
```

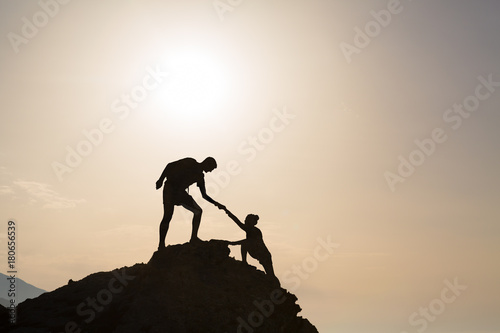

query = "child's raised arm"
223;207;245;230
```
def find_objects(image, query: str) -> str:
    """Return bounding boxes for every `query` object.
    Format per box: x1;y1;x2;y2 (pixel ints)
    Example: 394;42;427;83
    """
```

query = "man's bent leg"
191;209;202;242
180;195;203;242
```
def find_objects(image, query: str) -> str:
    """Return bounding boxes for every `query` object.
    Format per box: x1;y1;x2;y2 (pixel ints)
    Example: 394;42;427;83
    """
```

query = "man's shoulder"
168;158;204;181
169;157;198;167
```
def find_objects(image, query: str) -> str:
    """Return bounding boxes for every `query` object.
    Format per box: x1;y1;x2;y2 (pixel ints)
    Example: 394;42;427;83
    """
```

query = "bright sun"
152;51;229;122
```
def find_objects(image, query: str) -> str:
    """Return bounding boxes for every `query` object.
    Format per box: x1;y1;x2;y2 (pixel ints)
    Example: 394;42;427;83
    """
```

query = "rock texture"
3;240;318;333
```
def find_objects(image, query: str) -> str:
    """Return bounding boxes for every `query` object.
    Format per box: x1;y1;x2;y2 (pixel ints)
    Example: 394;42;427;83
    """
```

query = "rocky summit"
3;240;318;333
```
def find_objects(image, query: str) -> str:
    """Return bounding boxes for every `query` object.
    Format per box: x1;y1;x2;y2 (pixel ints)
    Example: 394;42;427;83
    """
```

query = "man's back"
165;157;203;189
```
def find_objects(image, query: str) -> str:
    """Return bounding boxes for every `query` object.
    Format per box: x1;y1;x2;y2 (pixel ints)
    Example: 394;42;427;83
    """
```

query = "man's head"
201;157;217;172
245;214;259;226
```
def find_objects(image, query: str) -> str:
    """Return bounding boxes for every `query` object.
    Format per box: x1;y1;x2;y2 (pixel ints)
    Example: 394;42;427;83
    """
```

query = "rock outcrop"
4;240;318;333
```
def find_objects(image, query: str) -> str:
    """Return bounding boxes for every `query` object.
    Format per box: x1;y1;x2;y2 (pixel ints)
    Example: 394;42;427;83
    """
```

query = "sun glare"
152;51;229;122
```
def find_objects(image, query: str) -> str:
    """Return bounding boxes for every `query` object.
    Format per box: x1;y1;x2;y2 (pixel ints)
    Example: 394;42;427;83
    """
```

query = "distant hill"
4;240;318;332
0;273;46;304
0;298;10;308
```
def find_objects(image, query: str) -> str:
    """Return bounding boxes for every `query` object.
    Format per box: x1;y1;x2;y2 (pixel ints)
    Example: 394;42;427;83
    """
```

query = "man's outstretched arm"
198;178;225;209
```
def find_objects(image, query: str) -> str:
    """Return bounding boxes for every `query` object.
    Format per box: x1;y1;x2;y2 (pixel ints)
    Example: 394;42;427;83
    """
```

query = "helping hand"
155;179;163;190
216;202;226;210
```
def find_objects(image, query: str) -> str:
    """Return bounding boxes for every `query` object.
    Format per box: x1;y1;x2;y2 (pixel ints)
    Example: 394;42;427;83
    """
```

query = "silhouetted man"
156;157;225;249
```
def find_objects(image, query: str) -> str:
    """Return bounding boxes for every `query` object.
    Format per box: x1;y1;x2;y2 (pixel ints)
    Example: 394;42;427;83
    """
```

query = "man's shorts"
163;182;195;206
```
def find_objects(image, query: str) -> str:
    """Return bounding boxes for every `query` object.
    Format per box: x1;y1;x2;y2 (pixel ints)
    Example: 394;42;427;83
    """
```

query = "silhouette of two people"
156;157;277;282
156;157;225;249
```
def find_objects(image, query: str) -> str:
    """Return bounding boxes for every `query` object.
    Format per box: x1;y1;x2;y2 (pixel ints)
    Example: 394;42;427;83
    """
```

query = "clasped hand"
215;202;226;210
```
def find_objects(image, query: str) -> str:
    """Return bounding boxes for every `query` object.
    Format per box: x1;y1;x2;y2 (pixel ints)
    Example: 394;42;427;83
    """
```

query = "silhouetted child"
223;207;278;283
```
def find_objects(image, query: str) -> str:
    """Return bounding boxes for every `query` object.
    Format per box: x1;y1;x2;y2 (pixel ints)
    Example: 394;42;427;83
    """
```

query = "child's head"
244;214;259;226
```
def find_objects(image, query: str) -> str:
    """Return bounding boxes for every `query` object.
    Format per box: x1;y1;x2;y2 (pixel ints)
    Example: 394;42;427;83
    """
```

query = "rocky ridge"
3;240;318;333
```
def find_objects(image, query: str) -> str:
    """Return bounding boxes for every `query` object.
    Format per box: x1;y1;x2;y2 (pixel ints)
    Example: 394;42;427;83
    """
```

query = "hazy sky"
1;1;499;332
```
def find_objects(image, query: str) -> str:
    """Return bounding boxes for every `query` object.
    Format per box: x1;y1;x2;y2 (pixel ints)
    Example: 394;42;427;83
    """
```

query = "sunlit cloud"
0;185;14;195
13;180;85;209
0;166;11;175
